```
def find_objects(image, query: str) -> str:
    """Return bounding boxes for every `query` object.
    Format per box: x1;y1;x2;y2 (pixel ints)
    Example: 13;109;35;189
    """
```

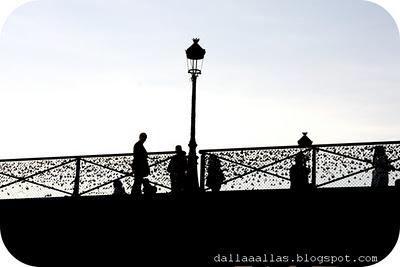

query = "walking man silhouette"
131;132;150;195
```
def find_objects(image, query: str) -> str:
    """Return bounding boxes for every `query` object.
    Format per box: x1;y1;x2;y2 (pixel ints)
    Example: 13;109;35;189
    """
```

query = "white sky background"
0;0;399;159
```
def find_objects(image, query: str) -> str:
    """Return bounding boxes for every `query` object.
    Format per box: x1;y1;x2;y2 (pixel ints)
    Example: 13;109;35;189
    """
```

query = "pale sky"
0;0;399;159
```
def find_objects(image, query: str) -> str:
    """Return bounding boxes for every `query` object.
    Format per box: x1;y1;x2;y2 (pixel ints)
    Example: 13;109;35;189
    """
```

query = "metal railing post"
73;157;81;196
311;147;317;188
199;152;206;192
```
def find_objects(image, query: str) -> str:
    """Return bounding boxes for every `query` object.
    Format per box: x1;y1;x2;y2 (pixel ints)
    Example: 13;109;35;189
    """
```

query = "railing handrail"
199;140;400;153
1;140;399;162
0;150;176;163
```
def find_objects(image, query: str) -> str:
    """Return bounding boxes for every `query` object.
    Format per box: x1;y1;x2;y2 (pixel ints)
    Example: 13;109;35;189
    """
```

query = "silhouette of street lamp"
185;38;206;191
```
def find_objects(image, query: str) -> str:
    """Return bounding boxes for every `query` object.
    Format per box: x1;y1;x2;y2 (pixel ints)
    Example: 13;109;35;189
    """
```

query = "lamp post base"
187;140;199;191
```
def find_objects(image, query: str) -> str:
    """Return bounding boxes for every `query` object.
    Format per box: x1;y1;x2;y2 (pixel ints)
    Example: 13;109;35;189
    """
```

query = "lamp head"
186;38;206;75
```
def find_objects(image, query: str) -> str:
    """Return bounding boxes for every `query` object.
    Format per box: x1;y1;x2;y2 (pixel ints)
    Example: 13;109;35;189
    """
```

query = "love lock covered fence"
0;141;399;199
0;152;175;199
199;141;400;191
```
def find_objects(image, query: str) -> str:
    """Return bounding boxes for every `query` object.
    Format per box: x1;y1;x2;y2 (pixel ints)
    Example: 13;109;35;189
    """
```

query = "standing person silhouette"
205;154;225;192
131;132;150;195
167;145;188;194
290;152;310;190
371;146;394;187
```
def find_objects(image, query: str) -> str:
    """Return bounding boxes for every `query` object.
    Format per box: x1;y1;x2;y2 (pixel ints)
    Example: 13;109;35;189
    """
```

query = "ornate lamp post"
185;38;206;191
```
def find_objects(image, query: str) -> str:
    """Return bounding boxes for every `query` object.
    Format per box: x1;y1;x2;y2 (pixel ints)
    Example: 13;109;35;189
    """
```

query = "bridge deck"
0;187;398;266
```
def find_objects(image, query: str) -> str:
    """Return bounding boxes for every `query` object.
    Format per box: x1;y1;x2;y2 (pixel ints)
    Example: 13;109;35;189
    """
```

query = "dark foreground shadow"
0;187;398;266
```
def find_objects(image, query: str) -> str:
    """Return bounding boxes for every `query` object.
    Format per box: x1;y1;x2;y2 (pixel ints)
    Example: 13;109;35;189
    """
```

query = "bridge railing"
1;141;399;199
0;151;175;199
199;141;400;192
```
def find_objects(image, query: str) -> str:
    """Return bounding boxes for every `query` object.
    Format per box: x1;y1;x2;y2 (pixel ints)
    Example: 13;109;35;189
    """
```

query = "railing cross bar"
0;171;72;195
317;147;373;164
0;160;75;190
81;158;131;176
78;173;131;196
317;167;374;187
317;156;400;187
215;154;293;183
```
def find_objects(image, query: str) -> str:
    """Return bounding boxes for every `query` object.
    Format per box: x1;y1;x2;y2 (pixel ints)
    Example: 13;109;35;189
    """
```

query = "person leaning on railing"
113;179;127;196
167;145;188;194
370;146;395;187
205;154;225;192
290;152;311;191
